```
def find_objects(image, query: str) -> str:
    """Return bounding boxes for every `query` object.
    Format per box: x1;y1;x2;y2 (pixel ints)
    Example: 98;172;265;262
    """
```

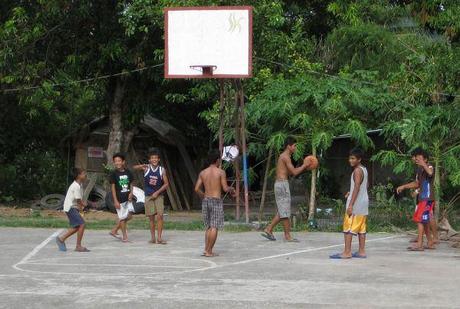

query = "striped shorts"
202;197;224;230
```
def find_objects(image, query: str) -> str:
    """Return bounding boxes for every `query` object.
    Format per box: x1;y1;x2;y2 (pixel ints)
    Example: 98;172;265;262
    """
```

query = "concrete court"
0;227;459;308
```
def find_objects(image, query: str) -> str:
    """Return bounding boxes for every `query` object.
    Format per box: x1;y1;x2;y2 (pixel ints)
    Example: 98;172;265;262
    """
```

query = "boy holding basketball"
397;148;437;251
261;137;313;242
56;168;90;252
133;149;169;244
109;153;134;242
330;147;369;259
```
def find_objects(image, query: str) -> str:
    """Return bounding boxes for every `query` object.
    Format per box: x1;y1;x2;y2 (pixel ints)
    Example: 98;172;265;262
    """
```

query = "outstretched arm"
132;164;148;171
220;170;235;195
396;181;419;194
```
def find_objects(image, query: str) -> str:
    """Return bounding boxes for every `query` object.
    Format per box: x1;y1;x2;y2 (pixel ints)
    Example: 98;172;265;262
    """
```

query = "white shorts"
116;201;134;220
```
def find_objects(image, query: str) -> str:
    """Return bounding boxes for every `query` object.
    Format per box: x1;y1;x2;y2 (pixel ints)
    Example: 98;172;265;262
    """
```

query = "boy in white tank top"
330;148;369;259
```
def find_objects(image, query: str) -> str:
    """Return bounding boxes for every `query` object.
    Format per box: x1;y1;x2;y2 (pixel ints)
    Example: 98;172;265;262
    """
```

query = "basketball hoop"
190;65;217;77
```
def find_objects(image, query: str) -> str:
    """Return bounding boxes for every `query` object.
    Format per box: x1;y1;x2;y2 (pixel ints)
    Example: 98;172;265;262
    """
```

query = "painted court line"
180;235;401;274
12;230;401;278
12;229;62;271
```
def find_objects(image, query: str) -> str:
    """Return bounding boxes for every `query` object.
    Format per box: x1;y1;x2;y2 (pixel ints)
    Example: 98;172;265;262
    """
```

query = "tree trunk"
106;79;126;165
258;146;273;224
308;147;318;220
434;154;441;221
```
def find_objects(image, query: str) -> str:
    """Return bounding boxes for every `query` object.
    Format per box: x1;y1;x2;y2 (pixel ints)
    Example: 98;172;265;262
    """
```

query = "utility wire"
1;63;164;94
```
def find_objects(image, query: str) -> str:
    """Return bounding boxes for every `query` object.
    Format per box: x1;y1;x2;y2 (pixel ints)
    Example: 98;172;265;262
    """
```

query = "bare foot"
204;252;219;257
149;239;156;244
109;232;120;239
122;238;131;243
157;239;167;245
75;246;90;252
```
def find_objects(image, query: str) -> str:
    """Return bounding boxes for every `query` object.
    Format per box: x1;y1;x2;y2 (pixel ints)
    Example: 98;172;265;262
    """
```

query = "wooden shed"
66;115;198;211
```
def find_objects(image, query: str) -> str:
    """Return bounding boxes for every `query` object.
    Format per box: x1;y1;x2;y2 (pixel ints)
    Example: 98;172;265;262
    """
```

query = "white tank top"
346;165;369;215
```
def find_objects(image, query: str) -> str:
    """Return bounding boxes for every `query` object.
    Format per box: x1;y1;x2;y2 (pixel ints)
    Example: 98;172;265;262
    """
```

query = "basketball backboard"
164;6;253;79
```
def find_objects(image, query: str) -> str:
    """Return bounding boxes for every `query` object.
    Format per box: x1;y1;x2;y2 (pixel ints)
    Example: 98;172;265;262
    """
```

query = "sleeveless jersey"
346;165;369;215
144;165;164;196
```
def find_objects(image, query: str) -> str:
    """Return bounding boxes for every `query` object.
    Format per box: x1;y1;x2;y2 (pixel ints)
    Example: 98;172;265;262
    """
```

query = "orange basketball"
304;155;319;170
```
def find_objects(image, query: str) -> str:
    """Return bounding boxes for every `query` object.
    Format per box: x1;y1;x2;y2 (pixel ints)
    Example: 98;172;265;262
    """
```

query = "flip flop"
157;240;167;245
424;246;436;250
261;231;276;241
55;236;67;252
286;238;299;243
407;246;424;251
75;247;90;252
122;239;132;243
204;253;219;257
329;253;351;259
148;240;156;244
109;232;121;240
352;252;367;259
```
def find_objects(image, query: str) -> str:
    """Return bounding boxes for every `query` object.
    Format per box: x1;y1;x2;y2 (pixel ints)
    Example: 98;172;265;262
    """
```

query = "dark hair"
149;148;160;158
411;147;429;159
73;167;85;180
284;136;296;149
349;147;364;160
206;150;221;166
112;152;125;161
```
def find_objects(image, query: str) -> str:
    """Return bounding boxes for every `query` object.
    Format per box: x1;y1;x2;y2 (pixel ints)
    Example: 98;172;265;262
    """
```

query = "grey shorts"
275;180;291;219
202;197;224;230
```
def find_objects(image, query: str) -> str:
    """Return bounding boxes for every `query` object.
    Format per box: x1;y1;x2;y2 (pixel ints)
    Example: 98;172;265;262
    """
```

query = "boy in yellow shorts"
330;148;369;259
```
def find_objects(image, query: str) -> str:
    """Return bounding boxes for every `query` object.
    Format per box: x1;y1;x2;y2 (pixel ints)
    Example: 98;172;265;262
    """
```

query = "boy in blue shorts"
330;148;369;259
56;168;90;252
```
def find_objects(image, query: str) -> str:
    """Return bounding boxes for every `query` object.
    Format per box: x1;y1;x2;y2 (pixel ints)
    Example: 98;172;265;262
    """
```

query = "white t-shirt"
132;186;145;203
63;181;83;212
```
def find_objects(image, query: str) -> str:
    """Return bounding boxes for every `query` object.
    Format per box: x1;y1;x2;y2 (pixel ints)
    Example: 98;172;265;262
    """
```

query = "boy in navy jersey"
134;149;169;244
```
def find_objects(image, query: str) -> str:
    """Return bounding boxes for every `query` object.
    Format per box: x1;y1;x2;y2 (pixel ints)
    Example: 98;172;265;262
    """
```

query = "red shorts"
413;200;434;224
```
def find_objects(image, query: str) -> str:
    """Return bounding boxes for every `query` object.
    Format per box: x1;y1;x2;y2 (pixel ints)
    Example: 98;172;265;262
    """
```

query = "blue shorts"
66;208;85;227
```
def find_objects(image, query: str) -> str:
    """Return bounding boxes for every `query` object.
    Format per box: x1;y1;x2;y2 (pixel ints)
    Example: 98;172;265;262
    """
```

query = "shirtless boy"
261;137;312;242
194;150;235;257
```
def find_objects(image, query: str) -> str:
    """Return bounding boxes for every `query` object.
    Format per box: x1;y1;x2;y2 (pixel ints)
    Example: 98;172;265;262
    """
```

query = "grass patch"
0;215;252;232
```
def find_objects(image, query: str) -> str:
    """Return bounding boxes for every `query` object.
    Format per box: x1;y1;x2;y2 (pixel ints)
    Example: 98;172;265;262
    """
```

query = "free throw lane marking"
12;229;63;271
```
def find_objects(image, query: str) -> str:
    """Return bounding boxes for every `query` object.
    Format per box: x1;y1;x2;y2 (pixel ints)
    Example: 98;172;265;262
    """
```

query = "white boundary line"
11;231;401;278
12;229;62;272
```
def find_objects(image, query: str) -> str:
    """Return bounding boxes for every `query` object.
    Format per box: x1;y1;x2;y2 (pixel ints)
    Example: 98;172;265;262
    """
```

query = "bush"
0;149;67;201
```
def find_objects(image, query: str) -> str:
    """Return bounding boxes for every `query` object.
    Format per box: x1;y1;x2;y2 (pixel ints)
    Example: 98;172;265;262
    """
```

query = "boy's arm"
284;156;308;177
152;170;169;198
396;181;419;194
132;164;148;171
417;160;434;177
194;173;205;199
111;184;120;209
128;182;134;201
347;168;363;215
220;170;235;195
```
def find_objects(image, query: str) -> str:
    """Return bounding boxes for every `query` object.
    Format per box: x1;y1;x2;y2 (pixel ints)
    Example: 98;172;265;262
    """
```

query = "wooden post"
233;81;241;220
308;147;318;220
161;150;183;211
176;141;197;184
237;80;250;224
258;146;273;224
218;80;225;166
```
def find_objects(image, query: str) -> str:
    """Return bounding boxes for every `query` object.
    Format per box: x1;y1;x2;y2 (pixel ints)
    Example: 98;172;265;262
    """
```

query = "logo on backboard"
228;13;244;33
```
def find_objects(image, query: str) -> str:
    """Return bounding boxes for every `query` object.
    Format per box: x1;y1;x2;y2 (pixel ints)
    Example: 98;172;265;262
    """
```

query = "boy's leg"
429;219;439;244
358;233;366;256
281;218;293;240
76;224;85;249
424;223;434;248
148;215;156;243
59;227;78;243
265;213;280;234
111;220;121;237
342;233;353;258
120;219;128;241
205;228;218;257
157;214;165;243
414;223;424;249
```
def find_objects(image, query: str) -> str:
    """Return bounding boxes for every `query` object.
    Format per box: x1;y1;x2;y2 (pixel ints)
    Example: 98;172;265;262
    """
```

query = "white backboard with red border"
164;6;253;79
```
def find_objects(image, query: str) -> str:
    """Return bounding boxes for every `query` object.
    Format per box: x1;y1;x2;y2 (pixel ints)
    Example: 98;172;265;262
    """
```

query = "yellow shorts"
145;195;164;216
343;214;367;235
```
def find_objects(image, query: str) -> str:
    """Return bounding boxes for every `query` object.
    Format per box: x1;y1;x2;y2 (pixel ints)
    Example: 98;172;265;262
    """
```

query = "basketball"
304;155;319;170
